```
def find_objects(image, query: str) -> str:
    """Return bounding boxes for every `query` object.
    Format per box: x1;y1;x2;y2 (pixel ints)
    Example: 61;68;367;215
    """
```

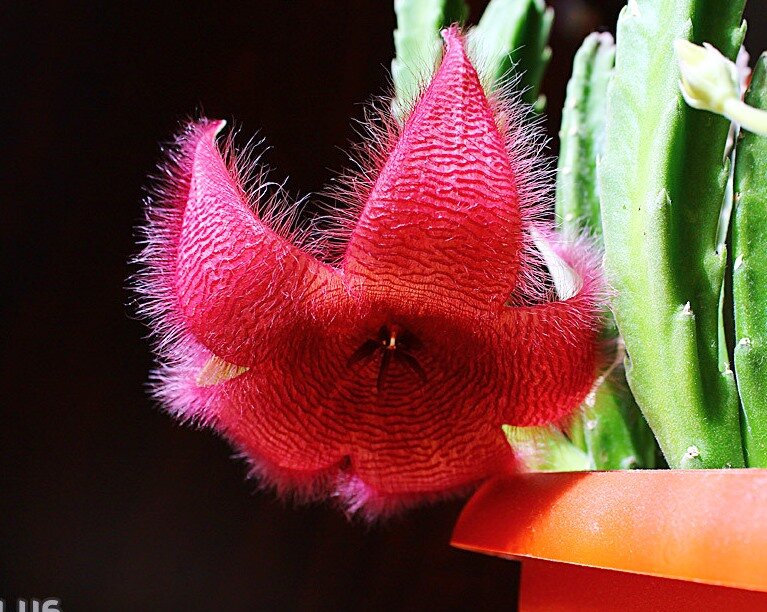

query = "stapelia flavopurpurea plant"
136;27;605;519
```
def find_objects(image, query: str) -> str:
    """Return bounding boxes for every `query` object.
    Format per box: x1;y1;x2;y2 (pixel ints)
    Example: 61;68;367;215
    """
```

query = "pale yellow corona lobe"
197;355;249;387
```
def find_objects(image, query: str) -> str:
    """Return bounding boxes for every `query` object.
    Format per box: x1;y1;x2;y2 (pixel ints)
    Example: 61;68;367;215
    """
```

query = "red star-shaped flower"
137;28;604;518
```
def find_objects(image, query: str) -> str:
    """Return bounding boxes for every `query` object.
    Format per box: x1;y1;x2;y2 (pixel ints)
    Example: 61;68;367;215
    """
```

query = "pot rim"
451;469;767;592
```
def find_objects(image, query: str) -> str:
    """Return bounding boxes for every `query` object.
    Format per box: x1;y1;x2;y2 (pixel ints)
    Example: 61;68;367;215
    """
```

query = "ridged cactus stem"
556;32;615;235
469;0;553;105
557;32;656;470
599;0;746;468
733;54;767;467
581;374;657;469
391;0;469;120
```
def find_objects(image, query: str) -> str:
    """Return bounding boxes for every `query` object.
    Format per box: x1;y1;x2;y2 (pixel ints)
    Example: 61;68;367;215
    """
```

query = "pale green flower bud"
675;39;767;136
674;39;739;113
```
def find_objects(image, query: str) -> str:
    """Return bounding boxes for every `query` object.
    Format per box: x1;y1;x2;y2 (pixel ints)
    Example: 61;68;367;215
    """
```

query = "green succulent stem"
599;0;746;469
391;0;469;120
391;0;553;116
583;375;658;469
556;32;615;235
469;0;553;105
733;54;767;467
557;31;656;470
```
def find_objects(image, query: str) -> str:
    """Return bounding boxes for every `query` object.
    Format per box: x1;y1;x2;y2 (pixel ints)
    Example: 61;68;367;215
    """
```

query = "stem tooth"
680;444;704;468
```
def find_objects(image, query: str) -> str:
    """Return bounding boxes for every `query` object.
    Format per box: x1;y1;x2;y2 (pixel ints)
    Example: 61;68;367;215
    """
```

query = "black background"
4;2;766;610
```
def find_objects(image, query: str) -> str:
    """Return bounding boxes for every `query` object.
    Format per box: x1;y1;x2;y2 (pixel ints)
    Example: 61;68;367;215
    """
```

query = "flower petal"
174;120;345;366
497;242;604;426
343;27;524;314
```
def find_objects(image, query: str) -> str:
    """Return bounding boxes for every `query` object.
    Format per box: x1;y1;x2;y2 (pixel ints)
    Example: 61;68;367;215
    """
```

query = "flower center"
347;324;427;392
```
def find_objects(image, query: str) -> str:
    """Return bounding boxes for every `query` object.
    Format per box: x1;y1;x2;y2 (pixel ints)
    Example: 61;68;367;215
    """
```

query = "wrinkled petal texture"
138;28;604;518
344;27;522;312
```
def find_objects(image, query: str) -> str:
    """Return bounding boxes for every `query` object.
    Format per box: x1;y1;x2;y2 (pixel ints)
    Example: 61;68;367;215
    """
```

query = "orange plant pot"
451;470;767;611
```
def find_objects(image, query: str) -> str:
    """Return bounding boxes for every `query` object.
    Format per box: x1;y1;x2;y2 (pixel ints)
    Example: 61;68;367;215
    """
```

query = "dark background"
4;1;766;610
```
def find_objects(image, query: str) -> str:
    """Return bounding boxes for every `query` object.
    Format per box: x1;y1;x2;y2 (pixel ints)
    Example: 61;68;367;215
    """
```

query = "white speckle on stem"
734;254;744;270
683;445;700;460
621;456;639;469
